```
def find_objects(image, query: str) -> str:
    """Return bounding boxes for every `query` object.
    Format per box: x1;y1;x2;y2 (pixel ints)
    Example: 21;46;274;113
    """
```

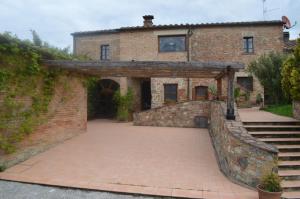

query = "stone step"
279;161;300;169
279;170;300;177
282;191;300;199
279;152;300;161
280;161;300;166
243;121;300;126
282;180;300;188
276;145;300;152
250;131;300;138
251;131;300;135
245;125;300;132
276;145;300;149
259;138;300;144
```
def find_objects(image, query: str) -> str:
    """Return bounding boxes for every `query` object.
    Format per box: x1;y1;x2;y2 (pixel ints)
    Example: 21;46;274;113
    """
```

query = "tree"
247;51;288;104
30;30;42;47
281;39;300;101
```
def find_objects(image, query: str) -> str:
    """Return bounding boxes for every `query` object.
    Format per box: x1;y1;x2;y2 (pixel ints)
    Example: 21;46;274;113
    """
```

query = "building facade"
72;15;285;114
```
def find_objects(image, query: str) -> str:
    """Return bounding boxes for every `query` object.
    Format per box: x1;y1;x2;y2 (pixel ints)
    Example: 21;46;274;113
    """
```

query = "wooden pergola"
44;60;244;120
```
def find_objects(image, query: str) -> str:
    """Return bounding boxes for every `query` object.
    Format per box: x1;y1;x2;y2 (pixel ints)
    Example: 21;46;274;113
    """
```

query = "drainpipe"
187;27;193;100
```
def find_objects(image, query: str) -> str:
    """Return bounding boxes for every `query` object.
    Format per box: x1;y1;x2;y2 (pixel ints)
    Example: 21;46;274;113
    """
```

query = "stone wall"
74;23;284;108
293;101;300;120
209;101;278;187
74;34;120;60
133;101;210;127
0;74;87;168
151;77;189;108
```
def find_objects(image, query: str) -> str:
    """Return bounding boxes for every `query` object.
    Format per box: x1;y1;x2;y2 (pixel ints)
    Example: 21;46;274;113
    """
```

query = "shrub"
234;87;241;101
0;164;6;172
113;88;134;121
260;171;282;192
248;51;289;104
281;38;300;101
256;93;263;104
208;84;217;97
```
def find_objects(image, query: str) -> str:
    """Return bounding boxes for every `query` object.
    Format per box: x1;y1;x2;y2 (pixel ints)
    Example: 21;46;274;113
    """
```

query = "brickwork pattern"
75;34;120;60
0;75;87;168
151;77;188;108
74;24;284;108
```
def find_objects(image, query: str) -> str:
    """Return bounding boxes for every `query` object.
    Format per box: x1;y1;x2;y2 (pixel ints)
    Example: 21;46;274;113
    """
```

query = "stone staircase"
244;121;300;199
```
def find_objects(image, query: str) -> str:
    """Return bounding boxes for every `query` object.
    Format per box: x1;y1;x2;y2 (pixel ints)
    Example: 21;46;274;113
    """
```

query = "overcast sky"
0;0;299;50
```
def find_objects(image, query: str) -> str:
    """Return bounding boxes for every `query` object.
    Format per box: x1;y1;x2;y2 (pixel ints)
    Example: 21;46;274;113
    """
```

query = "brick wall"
73;24;284;107
151;77;189;108
0;74;87;168
74;34;120;60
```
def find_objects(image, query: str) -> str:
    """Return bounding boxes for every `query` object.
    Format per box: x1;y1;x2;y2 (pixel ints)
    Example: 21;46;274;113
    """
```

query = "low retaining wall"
209;101;278;187
293;101;300;120
133;101;210;127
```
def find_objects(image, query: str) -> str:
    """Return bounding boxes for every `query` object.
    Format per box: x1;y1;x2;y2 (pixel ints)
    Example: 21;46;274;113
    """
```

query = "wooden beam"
43;60;244;78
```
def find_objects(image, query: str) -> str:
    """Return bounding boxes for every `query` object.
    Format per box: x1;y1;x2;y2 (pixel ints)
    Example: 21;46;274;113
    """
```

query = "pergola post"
217;78;222;100
226;66;235;120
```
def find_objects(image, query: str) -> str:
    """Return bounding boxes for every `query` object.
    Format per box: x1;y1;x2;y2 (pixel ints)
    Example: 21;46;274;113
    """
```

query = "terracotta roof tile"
72;20;283;36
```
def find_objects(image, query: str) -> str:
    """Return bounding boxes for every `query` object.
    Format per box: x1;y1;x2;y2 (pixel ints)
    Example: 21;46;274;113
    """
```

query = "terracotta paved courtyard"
0;120;257;199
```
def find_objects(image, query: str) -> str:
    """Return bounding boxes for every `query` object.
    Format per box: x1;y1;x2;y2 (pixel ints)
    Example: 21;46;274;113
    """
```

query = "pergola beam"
43;60;244;79
43;60;243;121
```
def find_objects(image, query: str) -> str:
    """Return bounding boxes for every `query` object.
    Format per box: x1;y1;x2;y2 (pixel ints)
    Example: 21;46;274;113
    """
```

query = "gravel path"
0;180;171;199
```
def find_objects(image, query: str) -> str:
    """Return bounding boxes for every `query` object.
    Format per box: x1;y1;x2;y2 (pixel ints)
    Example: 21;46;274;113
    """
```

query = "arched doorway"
89;79;120;119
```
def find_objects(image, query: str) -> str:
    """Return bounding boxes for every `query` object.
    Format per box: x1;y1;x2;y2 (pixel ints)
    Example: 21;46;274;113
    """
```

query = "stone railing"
133;101;210;128
293;101;300;120
209;101;278;187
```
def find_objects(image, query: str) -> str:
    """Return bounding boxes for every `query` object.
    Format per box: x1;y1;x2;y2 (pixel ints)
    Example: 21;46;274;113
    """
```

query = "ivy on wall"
0;32;83;154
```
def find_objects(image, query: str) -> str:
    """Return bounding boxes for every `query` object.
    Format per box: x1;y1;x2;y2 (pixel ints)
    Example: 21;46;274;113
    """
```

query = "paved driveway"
239;107;297;122
0;120;256;199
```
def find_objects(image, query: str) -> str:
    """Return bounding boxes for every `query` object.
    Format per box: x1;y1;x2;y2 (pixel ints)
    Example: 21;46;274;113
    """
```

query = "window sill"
158;51;187;54
242;52;255;55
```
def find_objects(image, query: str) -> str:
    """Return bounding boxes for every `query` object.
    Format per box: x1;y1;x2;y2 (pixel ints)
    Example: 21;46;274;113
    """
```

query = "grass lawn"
263;104;293;117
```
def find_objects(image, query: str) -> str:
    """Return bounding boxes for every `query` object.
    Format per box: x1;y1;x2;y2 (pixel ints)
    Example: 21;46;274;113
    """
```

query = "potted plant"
257;170;282;199
234;87;241;106
208;84;217;100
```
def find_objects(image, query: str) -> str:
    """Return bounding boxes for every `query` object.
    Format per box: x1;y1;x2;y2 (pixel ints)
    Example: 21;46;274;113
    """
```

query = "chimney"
283;32;290;42
143;15;154;27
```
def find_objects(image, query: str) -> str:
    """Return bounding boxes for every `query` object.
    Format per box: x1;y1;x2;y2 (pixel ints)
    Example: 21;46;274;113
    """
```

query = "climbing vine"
281;38;300;101
113;88;134;121
0;32;81;154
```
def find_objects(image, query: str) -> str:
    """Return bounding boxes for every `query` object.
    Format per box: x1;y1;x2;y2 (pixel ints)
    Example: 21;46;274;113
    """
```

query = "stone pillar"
120;77;128;95
226;67;235;120
217;78;222;100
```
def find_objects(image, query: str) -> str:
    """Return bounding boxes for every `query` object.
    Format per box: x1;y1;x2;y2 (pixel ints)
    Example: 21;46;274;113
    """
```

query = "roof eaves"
71;20;283;36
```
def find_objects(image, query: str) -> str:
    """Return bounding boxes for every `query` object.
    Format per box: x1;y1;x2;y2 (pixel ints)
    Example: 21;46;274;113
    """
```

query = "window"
164;84;178;103
237;77;253;91
243;37;254;53
159;36;186;52
195;86;208;100
100;45;110;60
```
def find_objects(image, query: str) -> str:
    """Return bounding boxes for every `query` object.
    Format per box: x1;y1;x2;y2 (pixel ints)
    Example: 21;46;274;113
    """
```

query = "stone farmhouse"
72;15;286;117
